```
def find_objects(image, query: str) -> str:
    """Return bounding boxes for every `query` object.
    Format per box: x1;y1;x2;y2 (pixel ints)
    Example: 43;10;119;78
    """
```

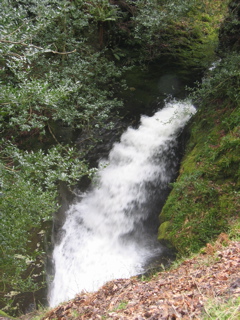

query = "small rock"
144;311;152;318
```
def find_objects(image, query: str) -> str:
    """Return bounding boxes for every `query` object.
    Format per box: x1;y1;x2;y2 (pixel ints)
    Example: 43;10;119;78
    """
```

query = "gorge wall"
158;0;240;254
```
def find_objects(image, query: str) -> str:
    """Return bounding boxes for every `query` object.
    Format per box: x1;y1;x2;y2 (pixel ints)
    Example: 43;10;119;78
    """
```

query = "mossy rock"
158;221;171;240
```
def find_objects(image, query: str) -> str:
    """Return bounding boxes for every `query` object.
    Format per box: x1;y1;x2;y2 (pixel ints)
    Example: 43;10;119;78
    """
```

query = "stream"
48;97;196;307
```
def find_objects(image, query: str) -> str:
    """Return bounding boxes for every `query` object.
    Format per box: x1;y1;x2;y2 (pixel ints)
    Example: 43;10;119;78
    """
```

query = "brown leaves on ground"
42;235;240;320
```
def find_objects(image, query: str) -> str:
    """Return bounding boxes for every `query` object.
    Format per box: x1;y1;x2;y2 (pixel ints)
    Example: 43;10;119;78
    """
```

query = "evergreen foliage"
0;0;125;313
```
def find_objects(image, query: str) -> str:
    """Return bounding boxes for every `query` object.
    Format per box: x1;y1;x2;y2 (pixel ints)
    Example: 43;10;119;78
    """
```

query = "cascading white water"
49;100;196;307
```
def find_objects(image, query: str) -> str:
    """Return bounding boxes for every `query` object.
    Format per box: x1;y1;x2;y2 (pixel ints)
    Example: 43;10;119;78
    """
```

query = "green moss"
158;54;240;254
180;145;201;174
160;0;229;69
158;221;171;240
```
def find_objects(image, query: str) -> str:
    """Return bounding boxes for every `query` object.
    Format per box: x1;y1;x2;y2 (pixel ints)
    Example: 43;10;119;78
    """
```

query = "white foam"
49;100;196;306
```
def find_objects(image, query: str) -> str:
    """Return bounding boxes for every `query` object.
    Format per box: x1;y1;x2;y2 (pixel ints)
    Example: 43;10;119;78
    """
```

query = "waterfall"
49;100;196;307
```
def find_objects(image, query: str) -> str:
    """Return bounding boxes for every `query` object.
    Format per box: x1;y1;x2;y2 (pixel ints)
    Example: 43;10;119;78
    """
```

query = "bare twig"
3;165;17;172
0;39;76;55
1;19;35;40
6;52;24;59
47;123;61;146
47;123;68;152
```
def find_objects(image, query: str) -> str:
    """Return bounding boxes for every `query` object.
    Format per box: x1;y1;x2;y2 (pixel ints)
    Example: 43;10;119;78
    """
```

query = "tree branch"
0;40;76;55
47;123;69;153
1;19;33;40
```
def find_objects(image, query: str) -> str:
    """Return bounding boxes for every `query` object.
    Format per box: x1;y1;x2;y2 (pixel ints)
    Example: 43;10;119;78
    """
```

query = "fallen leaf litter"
40;236;240;320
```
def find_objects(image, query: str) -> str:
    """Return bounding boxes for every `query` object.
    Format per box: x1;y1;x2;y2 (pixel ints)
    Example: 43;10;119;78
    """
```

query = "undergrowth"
202;296;240;320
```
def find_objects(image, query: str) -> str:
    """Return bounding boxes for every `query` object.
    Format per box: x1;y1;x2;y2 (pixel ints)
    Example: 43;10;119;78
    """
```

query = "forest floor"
22;233;240;320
